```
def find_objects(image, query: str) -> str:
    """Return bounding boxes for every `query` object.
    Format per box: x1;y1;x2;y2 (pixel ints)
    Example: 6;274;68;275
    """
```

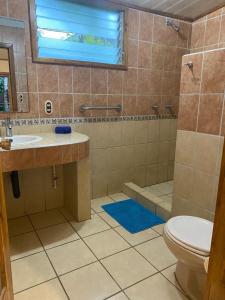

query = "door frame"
204;140;225;299
0;167;13;300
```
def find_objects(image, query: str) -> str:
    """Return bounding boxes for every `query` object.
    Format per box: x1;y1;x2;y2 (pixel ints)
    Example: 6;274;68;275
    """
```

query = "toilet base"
175;261;207;300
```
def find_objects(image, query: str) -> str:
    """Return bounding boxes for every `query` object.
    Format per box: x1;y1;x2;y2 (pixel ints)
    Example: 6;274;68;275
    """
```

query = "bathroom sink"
7;135;42;146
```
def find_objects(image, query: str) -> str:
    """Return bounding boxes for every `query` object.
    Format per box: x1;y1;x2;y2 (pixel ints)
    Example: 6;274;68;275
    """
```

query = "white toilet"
163;216;213;300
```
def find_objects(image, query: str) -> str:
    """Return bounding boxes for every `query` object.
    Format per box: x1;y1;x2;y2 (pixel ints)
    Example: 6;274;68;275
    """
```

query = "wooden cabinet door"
204;142;225;299
0;166;13;300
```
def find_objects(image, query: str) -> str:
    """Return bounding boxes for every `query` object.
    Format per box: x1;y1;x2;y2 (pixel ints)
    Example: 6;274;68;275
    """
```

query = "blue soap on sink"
55;126;72;134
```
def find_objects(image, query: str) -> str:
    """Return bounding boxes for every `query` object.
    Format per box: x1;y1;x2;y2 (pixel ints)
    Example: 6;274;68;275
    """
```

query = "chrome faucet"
5;117;13;137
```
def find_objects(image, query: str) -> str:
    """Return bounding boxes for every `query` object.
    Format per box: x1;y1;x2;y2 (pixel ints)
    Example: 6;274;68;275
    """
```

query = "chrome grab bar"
80;104;122;113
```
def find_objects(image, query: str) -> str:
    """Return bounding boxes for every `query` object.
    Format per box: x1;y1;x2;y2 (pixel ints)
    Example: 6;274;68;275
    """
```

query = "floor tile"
161;194;173;201
125;273;186;300
161;264;181;291
107;292;129;300
135;237;177;271
144;182;173;197
11;252;56;293
59;207;75;221
114;226;159;246
60;207;95;220
152;223;165;235
47;239;96;275
60;262;120;300
14;278;67;300
91;196;114;213
109;193;130;201
101;248;157;289
84;229;129;259
98;212;120;227
37;222;79;250
167;181;174;186
8;216;33;237
153;183;173;194
158;200;172;211
71;214;110;237
30;210;66;230
144;186;165;196
10;232;43;261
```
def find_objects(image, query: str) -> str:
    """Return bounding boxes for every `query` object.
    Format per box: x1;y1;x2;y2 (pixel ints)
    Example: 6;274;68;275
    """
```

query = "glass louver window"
33;0;126;67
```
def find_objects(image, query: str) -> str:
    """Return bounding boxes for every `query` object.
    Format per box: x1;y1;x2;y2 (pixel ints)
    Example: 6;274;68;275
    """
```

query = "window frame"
28;0;128;70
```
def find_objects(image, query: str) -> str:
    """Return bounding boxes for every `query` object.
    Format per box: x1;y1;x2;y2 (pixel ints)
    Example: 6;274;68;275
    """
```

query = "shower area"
126;14;225;224
120;18;188;220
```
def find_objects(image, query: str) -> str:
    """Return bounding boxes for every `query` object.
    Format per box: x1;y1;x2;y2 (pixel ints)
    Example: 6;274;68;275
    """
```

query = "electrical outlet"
18;93;24;103
45;100;53;115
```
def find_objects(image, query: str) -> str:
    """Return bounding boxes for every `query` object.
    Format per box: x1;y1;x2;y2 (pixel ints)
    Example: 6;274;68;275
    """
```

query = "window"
29;0;127;69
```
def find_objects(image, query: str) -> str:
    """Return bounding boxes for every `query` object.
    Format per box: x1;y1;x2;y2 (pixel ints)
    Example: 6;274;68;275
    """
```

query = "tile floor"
144;181;174;199
9;192;187;300
144;181;174;210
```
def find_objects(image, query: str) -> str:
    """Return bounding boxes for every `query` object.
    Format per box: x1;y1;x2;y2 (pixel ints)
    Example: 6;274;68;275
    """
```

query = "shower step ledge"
122;182;172;221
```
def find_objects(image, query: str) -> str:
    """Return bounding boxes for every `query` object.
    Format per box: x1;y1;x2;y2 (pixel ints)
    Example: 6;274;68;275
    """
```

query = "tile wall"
5;118;177;219
191;7;225;53
0;0;191;210
0;1;191;120
172;7;225;219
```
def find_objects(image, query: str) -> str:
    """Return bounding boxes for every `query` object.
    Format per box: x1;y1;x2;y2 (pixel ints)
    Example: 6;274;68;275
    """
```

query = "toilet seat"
165;216;213;256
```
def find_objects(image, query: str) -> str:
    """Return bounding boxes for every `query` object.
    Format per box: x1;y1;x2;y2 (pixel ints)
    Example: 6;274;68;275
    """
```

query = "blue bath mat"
102;199;165;234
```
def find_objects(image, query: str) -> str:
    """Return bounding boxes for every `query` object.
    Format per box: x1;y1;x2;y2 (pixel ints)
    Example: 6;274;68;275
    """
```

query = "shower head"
166;19;180;32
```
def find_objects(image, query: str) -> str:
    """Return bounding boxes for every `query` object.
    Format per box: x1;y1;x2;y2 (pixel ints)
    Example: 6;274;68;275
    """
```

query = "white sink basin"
8;135;42;145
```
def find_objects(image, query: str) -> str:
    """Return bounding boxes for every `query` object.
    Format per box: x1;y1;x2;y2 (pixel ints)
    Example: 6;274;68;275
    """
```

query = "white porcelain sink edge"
2;135;43;145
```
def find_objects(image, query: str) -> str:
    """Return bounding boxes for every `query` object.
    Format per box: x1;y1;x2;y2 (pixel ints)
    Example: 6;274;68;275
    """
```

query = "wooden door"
204;142;225;299
0;165;13;300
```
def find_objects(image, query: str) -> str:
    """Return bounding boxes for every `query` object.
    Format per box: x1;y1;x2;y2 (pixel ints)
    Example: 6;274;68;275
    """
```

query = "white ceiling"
111;0;225;21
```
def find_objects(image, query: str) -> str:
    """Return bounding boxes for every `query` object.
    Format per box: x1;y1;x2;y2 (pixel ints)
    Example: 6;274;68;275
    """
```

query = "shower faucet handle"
184;62;193;68
152;105;160;114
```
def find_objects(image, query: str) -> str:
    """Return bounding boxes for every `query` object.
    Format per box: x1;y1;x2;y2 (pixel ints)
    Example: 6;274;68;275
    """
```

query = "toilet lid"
166;216;213;254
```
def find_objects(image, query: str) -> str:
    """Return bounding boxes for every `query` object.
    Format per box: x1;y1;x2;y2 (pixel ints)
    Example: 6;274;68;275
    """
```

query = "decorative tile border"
0;114;177;127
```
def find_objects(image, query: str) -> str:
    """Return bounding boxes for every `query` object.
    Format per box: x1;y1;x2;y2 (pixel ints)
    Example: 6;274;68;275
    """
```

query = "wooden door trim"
204;139;225;299
0;168;13;300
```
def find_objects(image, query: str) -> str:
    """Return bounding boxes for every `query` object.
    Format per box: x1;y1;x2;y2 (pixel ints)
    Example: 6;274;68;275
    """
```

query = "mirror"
0;17;29;113
0;45;16;112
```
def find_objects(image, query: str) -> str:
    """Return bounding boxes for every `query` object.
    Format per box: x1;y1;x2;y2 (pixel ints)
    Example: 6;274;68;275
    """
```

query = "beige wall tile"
120;146;135;170
134;121;148;144
147;143;159;164
146;164;159;186
107;148;123;172
159;142;169;163
91;148;108;175
173;130;222;220
108;123;123;147
175;130;195;166
134;144;147;166
173;163;194;200
159;119;171;142
192;132;221;174
158;163;169;183
133;166;147;187
92;174;108;198
191;170;218;211
148;120;160;142
121;122;135;145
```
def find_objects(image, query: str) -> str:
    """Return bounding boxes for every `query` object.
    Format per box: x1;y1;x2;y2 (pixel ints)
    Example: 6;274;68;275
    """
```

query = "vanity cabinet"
0;163;13;300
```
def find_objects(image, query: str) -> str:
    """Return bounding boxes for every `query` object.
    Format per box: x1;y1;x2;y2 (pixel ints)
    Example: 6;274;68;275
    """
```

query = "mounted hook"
184;62;193;69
